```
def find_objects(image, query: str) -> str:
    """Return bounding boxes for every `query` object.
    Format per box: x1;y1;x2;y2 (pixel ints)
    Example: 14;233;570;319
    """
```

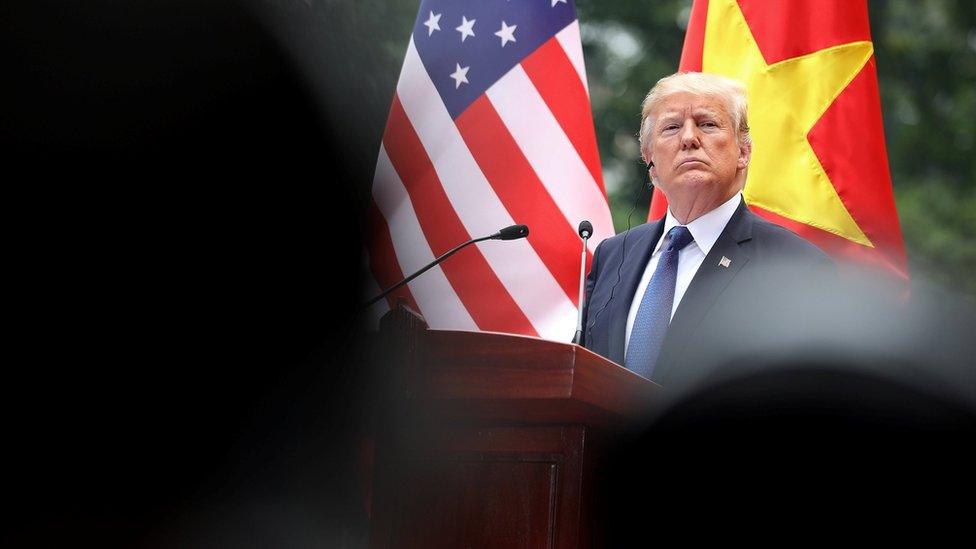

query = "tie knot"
665;226;694;252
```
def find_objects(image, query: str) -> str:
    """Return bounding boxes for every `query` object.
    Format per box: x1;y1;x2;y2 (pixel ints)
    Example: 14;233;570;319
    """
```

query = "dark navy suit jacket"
581;199;832;387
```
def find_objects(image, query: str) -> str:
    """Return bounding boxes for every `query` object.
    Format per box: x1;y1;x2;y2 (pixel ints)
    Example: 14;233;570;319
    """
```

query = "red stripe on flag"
678;0;709;71
367;198;420;311
521;38;607;197
456;95;590;303
382;96;538;336
749;204;908;280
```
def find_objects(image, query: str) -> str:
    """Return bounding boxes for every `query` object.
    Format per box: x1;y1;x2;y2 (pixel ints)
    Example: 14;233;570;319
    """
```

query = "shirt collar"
656;193;742;256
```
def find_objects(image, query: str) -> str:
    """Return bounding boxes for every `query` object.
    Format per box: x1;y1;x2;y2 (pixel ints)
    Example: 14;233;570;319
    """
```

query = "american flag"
366;0;614;341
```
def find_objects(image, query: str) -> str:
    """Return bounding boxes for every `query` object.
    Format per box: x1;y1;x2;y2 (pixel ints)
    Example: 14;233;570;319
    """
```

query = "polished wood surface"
374;425;584;549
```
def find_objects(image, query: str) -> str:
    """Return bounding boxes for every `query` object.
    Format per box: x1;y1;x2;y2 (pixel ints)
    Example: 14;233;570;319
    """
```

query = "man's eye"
662;124;679;131
701;121;718;128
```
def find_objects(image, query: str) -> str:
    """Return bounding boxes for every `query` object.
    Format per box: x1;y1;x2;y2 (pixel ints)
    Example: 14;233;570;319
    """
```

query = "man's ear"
737;139;752;170
642;147;654;168
645;153;657;181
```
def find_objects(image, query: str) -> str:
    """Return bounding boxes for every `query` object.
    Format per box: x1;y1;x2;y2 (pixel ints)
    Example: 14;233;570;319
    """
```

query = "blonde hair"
638;72;751;156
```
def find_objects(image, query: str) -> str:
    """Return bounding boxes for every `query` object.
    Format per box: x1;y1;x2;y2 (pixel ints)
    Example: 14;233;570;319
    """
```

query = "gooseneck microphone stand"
364;224;529;308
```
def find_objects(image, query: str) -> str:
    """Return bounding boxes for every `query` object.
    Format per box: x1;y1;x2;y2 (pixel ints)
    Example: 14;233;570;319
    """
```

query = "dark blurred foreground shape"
4;0;374;546
595;265;976;544
601;364;976;545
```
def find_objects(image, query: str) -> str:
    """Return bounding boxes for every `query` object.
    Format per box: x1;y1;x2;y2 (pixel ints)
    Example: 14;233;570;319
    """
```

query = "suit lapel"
652;202;755;384
607;219;665;365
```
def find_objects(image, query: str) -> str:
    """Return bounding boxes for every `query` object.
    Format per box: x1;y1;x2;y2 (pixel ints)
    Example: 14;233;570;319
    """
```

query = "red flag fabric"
367;1;613;339
651;0;908;279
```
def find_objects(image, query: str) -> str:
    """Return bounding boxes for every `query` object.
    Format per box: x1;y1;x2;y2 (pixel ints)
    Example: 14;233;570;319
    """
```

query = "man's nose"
680;120;701;149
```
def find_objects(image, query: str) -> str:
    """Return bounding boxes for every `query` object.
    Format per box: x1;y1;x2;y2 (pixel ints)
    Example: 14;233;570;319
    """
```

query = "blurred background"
331;0;976;298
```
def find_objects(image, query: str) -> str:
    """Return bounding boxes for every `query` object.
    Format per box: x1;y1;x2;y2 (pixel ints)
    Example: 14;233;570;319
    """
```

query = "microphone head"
497;224;529;241
578;220;593;239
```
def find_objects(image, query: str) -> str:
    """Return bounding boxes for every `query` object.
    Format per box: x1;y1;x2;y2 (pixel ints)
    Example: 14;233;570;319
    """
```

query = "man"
582;72;831;388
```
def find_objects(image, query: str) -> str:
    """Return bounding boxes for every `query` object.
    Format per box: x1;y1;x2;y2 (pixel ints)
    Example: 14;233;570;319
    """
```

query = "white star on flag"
455;16;476;43
423;11;441;36
494;21;517;47
449;63;470;88
551;0;567;7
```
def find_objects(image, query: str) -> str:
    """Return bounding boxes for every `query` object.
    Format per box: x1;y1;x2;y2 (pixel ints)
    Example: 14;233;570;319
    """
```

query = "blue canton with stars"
412;0;578;119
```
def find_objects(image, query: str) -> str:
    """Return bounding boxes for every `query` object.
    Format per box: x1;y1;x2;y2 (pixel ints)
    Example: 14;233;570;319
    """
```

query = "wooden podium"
369;307;660;548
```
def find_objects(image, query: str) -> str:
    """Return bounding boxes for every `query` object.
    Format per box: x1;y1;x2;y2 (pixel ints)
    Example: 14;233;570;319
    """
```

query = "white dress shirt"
624;193;742;357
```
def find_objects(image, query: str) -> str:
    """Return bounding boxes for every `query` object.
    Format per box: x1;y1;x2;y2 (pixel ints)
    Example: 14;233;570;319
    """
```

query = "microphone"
572;220;593;345
364;224;530;308
578;220;593;239
493;224;529;241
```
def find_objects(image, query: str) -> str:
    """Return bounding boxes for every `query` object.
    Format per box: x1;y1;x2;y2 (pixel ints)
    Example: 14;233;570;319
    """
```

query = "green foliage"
896;181;976;296
869;1;976;295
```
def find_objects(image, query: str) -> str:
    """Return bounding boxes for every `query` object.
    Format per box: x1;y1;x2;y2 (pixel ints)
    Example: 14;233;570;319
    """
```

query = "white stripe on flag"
486;64;615;253
396;39;577;340
373;145;478;331
555;21;589;97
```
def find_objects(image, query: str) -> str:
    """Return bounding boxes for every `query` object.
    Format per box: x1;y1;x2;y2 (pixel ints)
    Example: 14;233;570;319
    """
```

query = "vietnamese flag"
650;0;908;280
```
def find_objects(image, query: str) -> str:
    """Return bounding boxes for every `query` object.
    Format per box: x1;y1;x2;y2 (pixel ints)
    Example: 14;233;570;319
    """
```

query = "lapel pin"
719;256;731;268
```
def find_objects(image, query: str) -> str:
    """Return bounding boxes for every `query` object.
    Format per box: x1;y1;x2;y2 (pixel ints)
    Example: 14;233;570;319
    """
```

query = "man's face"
645;92;750;210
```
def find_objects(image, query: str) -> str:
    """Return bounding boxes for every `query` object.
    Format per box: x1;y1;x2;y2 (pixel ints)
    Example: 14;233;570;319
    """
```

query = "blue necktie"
625;226;695;379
